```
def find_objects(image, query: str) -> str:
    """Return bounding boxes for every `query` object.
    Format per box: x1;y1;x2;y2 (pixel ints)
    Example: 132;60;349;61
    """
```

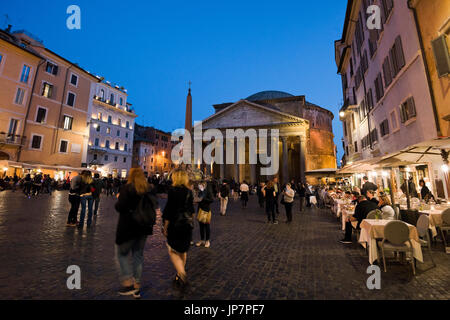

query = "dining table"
358;219;423;265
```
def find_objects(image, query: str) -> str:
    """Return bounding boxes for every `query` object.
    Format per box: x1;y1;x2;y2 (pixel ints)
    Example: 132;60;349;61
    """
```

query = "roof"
0;29;42;60
246;90;294;101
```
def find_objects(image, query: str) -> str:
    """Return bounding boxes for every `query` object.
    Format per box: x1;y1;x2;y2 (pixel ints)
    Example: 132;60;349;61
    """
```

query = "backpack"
132;192;158;234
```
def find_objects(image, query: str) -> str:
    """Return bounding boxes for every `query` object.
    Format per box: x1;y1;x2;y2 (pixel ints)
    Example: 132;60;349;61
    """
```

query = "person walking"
67;173;82;227
92;173;104;216
240;181;249;209
115;167;158;298
273;177;280;214
196;179;214;248
298;183;306;212
78;171;94;229
218;181;230;216
257;182;265;208
263;181;277;224
282;183;295;223
163;169;195;291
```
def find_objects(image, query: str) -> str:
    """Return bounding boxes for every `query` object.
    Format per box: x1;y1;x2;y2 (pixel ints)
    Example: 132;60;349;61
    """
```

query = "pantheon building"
198;91;336;184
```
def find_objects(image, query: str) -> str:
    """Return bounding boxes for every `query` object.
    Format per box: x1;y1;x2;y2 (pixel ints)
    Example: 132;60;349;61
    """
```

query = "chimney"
5;25;12;33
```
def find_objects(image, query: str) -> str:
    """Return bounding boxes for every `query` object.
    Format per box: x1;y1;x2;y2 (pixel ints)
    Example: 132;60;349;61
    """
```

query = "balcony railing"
0;133;25;146
93;95;135;114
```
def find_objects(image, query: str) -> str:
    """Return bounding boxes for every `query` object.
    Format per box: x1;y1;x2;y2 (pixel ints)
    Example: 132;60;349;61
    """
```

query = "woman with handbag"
196;179;214;248
163;169;195;291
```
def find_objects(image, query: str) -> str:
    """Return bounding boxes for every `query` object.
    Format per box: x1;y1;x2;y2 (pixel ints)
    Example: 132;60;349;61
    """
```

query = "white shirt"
240;184;249;192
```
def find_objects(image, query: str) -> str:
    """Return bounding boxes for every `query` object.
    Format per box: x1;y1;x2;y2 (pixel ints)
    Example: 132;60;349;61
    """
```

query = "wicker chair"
378;221;415;275
439;209;450;249
416;215;435;267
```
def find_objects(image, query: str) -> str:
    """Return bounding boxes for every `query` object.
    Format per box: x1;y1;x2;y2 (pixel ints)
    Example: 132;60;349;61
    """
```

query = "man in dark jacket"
340;195;378;244
361;176;378;197
219;181;230;216
92;173;104;216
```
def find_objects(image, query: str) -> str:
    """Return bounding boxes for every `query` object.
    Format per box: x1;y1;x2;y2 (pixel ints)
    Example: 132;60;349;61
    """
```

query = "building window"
374;73;384;102
108;115;112;124
125;132;129;138
98;112;102;121
110;94;115;105
114;156;118;162
126;121;129;128
106;127;111;134
123;157;126;163
63;116;73;130
8;119;19;137
100;89;105;100
20;65;31;83
380;119;390;137
104;155;109;161
95;138;99;146
67;92;76;107
96;125;100;132
118;119;122;126
105;140;110;148
119;97;123;105
381;0;394;23
70;74;78;86
36;107;47;123
400;97;417;123
354;141;358;153
42;82;53;98
370;129;378;143
93;154;98;161
59;140;69;153
117;130;120;137
0;54;3;65
31;135;42;150
45;62;58;75
389;36;406;78
390;110;399;131
115;142;119;150
124;144;128;152
15;88;25;105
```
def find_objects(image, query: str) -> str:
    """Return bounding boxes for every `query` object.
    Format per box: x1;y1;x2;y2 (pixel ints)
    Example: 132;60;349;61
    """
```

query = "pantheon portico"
196;91;336;184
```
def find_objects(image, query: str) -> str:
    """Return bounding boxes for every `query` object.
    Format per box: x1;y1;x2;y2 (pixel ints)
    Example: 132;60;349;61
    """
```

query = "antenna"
2;14;11;29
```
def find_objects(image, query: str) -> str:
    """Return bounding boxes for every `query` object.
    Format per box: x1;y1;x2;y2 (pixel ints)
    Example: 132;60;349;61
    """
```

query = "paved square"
0;191;448;299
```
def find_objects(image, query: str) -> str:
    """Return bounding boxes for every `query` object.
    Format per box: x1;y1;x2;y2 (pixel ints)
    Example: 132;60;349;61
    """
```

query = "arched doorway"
0;151;10;160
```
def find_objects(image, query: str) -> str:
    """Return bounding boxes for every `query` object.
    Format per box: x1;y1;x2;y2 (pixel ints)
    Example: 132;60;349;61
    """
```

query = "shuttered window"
383;57;393;87
400;97;417;123
380;119;390;137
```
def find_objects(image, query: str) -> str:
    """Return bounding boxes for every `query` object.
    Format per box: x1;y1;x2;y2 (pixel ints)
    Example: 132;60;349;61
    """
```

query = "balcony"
341;88;357;112
93;95;135;115
0;133;25;146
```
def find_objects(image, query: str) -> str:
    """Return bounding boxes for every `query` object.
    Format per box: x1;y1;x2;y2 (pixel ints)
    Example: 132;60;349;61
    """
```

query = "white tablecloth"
359;219;423;264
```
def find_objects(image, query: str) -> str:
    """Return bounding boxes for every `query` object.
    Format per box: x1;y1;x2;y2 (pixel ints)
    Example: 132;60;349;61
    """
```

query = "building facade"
198;90;336;185
133;124;176;177
335;0;450;198
0;27;42;175
87;82;136;178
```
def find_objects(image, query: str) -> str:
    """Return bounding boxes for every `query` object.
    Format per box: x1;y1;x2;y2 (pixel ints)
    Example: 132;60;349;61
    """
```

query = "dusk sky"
1;0;347;161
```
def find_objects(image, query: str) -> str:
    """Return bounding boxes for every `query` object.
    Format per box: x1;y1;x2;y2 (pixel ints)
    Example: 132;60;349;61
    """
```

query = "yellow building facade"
410;0;450;138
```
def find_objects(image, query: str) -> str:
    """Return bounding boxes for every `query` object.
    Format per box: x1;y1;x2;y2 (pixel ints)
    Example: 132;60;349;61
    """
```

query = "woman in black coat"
115;168;158;298
196;180;214;248
163;170;195;290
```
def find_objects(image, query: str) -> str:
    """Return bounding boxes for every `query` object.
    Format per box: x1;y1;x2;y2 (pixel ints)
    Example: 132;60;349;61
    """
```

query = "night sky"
1;0;347;162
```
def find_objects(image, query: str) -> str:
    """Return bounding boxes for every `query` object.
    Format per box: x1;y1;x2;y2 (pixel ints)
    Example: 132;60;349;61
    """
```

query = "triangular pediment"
199;100;306;130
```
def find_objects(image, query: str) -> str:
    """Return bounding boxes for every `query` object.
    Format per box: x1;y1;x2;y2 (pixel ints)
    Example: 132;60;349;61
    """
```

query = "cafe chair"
378;221;415;275
366;210;378;220
394;206;401;220
439;209;450;249
416;215;436;267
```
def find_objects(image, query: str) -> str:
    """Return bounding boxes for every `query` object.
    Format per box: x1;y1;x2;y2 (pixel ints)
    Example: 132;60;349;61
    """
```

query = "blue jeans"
79;196;93;226
116;236;147;284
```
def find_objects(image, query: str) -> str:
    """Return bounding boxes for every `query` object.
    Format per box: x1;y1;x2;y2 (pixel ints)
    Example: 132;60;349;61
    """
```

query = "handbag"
197;208;212;224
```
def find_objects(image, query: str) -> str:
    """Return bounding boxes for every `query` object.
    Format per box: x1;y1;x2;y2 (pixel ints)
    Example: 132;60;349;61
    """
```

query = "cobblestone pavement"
0;190;449;300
